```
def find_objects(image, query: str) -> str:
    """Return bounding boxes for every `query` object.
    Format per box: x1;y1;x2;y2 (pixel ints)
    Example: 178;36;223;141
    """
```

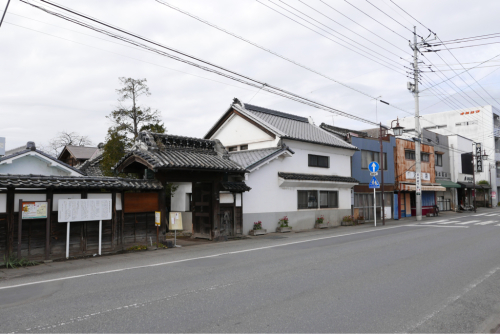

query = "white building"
398;105;499;206
202;98;359;233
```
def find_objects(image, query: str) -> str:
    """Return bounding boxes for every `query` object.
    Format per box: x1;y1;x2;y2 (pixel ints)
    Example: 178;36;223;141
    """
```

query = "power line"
433;41;500;50
22;0;382;127
364;0;414;34
261;0;405;73
317;0;408;54
344;0;409;40
154;0;405;107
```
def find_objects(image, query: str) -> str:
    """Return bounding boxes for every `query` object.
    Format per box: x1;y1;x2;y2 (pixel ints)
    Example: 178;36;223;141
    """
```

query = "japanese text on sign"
58;199;112;222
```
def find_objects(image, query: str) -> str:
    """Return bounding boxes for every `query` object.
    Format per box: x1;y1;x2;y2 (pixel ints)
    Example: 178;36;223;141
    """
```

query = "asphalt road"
2;210;500;333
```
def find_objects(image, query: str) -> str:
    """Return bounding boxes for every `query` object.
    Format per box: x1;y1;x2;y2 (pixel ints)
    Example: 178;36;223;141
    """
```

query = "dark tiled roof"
220;181;251;192
114;132;245;172
229;147;282;168
278;172;359;183
0;147;84;175
320;123;369;138
242;104;357;150
0;174;162;190
244;103;308;122
78;153;104;177
64;146;99;160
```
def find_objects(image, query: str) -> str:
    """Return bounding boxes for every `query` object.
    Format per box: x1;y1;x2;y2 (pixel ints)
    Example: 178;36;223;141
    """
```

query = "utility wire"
22;0;382;126
296;0;404;58
262;0;405;73
154;0;403;110
344;0;409;40
318;0;408;54
364;0;414;34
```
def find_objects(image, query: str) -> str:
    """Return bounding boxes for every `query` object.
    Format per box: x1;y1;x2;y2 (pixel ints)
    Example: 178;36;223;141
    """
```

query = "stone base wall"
242;209;351;235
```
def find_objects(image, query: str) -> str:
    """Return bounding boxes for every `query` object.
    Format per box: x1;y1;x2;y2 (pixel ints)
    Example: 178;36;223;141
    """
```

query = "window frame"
361;150;387;170
319;191;339;209
298;190;319;210
405;150;416;160
308;154;329;168
435;153;443;166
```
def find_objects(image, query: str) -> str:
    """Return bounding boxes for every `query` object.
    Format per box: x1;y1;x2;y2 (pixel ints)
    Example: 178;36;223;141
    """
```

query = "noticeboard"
169;212;183;230
155;211;161;226
58;199;112;222
22;202;48;219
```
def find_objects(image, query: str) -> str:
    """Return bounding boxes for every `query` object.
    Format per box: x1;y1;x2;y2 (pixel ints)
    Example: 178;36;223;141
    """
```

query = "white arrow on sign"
369;161;379;173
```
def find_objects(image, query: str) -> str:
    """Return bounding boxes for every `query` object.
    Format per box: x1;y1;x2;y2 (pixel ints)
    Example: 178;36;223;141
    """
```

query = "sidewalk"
1;207;496;282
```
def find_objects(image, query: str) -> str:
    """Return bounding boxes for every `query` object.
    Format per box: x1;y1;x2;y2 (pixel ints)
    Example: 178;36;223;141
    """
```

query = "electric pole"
412;26;423;221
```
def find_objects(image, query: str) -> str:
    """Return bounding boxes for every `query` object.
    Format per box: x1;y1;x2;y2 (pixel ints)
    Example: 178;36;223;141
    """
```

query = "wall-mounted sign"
416;172;422;196
406;171;430;181
460;110;480;115
476;143;483;172
492;191;497;199
22;201;48;219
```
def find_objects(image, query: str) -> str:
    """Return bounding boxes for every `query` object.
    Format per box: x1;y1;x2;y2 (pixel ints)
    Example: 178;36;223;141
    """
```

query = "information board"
58;199;112;222
169;212;183;230
155;211;161;226
22;201;48;219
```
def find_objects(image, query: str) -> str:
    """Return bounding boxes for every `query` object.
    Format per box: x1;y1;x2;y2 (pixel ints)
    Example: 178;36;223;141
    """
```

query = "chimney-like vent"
26;141;36;151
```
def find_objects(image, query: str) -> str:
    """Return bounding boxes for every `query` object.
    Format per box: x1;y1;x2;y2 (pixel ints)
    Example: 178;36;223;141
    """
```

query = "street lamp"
378;118;405;225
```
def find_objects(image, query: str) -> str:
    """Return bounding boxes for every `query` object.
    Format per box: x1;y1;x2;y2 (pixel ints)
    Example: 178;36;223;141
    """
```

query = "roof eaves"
282;136;359;151
246;145;295;172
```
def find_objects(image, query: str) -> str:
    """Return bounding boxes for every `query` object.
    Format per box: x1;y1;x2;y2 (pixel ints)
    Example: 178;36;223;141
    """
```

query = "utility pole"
0;0;11;29
412;26;423;221
379;123;386;225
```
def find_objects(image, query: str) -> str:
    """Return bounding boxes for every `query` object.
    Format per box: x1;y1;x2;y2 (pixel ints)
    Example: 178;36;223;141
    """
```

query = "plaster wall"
242;141;354;233
170;182;192;212
0;154;80;176
210;114;277;149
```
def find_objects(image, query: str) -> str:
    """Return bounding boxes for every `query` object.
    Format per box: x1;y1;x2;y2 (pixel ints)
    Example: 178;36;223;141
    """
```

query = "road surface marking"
471;213;489;216
409;224;468;228
456;220;480;225
437;221;460;224
0;225;407;291
421;220;449;224
475;221;497;225
484;214;498;217
406;266;500;332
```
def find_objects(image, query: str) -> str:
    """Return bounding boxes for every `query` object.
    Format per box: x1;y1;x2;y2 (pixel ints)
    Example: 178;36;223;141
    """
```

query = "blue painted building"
321;124;397;220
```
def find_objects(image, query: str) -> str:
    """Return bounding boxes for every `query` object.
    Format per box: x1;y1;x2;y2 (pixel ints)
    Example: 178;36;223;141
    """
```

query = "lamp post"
379;118;404;225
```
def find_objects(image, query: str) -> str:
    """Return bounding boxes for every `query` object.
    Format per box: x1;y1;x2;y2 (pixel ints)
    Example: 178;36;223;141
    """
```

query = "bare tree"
107;77;162;140
45;131;93;157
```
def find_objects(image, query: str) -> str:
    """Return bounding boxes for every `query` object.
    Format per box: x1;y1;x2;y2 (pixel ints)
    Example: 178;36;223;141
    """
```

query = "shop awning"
436;179;461;188
458;181;475;188
479;184;491;189
399;183;446;192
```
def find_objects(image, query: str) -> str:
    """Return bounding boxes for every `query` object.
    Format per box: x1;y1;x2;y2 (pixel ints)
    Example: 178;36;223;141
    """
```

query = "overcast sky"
1;0;499;150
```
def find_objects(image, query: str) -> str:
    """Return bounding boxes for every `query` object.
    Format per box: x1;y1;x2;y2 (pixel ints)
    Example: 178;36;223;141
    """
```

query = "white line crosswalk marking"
471;213;489;216
475;221;497;225
421;220;449;224
484;214;499;217
437;221;460;225
456;220;480;225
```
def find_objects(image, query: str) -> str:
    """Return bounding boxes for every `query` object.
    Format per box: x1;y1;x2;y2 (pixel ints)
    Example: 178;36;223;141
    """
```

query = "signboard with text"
22;202;48;219
58;199;112;222
476;143;483;172
416;172;422;196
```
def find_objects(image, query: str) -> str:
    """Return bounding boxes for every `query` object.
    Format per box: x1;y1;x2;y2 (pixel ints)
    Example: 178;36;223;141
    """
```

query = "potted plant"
357;215;365;224
249;221;267;236
341;215;353;226
315;215;328;229
276;216;292;233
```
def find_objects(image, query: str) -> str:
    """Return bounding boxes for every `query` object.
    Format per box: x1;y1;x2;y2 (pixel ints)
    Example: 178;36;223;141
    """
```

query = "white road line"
421;220;449;224
471;213;489;216
456;220;480;225
406;266;500;332
0;224;406;291
484;214;499;217
475;221;498;225
409;224;468;228
437;221;460;225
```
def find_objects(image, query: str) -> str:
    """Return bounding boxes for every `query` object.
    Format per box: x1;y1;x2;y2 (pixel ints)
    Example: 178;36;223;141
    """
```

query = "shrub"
342;215;353;222
2;255;38;269
126;245;147;251
278;216;289;227
316;215;325;224
253;221;262;230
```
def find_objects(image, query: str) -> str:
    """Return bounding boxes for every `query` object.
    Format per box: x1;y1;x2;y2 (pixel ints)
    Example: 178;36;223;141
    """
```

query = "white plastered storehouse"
204;98;359;234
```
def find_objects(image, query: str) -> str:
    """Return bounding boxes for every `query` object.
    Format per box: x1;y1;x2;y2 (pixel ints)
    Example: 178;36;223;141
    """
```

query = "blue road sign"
369;161;380;173
369;176;380;189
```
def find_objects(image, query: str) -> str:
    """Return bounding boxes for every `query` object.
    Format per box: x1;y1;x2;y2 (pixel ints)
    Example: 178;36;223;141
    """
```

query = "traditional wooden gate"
192;182;212;239
219;205;234;237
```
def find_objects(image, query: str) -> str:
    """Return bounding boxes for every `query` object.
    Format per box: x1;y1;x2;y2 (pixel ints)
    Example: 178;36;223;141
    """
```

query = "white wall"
0;193;6;213
210;114;278;150
0;153;81;176
171;182;192;212
242;141;355;232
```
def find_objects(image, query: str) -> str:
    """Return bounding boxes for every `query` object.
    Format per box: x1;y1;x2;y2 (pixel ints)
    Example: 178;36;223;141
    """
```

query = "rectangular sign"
406;171;430;181
0;137;4;156
169;212;183;230
58;199;112;222
22;201;48;219
476;143;482;172
155;211;161;226
416;172;422;195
